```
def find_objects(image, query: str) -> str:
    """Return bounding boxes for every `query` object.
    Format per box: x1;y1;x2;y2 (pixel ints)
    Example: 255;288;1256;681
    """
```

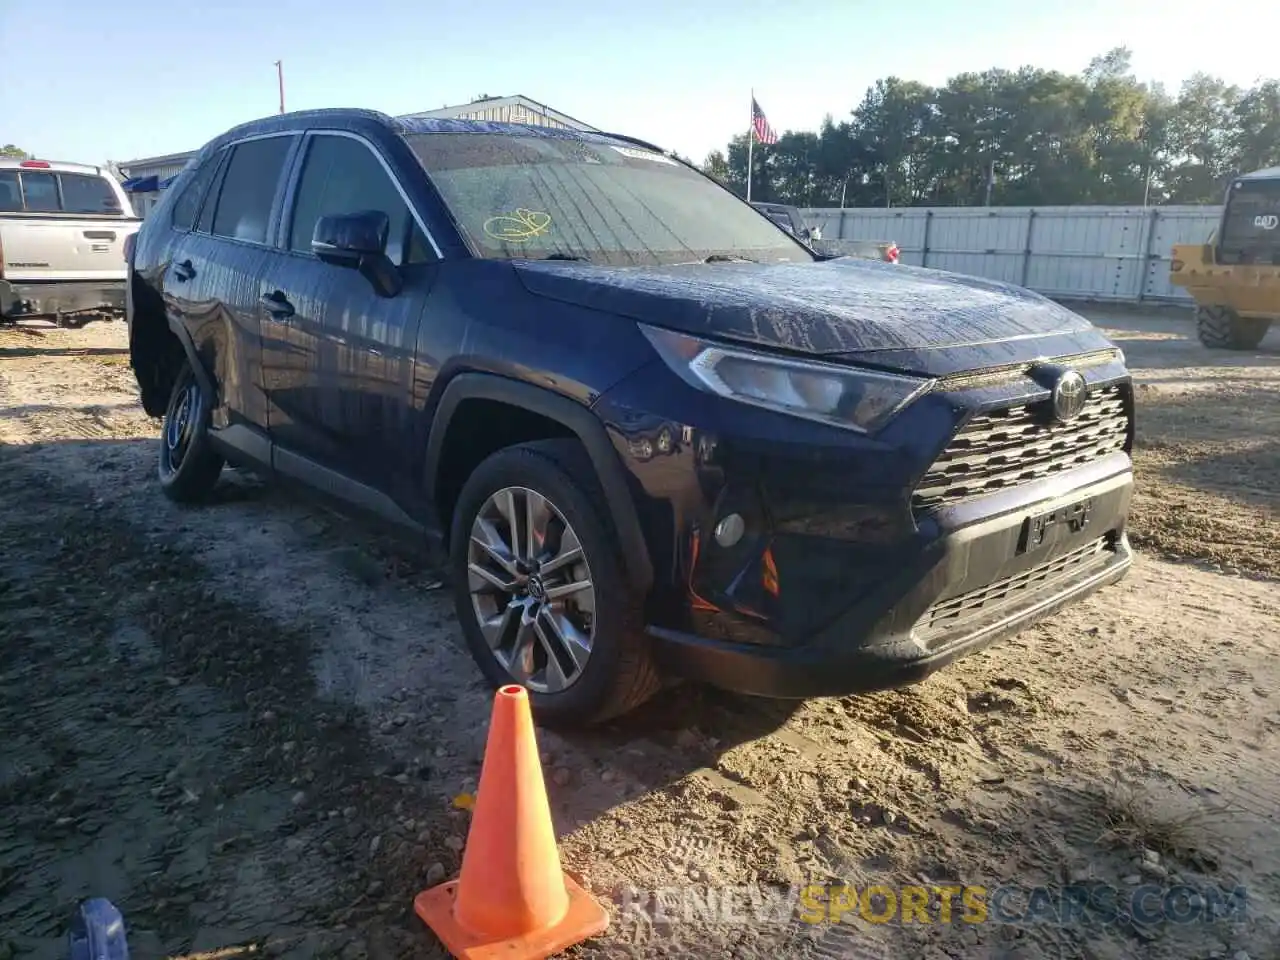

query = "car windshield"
404;131;813;266
1221;178;1280;257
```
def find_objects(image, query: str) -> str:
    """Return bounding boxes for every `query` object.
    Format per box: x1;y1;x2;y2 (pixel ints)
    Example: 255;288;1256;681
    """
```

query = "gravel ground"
0;308;1276;960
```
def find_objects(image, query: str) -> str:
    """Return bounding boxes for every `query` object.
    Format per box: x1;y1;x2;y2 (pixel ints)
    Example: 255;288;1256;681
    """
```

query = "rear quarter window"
172;153;225;231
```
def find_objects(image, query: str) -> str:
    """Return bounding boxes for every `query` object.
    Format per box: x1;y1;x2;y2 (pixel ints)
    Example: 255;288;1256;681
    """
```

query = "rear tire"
1196;305;1271;350
158;360;224;503
448;438;659;727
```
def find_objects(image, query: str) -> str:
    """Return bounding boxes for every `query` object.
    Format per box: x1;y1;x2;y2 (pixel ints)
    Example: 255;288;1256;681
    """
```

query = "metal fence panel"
801;205;1222;304
1142;207;1223;300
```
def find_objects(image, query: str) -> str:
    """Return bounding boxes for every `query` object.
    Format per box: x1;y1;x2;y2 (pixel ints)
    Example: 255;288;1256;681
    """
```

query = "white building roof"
400;94;597;131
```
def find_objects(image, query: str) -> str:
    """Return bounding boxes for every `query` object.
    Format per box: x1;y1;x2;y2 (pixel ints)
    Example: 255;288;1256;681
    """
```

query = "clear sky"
2;0;1273;167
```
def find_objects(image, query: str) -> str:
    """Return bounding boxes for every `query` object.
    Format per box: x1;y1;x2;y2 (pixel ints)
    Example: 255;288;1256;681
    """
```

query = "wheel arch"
129;273;217;417
424;373;655;594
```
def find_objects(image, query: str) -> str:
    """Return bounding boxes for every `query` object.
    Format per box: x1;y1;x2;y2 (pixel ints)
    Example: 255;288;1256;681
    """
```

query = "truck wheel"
158;360;224;503
1196;306;1271;350
449;438;659;727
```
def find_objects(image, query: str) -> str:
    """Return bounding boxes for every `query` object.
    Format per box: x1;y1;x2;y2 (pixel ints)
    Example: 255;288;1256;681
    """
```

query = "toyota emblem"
1052;370;1088;423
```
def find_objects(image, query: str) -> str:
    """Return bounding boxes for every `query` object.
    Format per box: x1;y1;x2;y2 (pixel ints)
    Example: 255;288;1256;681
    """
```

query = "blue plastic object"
68;899;129;960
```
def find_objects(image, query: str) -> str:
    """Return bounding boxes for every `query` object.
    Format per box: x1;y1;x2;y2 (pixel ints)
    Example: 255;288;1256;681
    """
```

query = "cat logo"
1254;214;1279;230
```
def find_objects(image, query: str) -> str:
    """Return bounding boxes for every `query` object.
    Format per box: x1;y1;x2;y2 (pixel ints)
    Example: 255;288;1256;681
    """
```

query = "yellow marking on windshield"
483;209;552;242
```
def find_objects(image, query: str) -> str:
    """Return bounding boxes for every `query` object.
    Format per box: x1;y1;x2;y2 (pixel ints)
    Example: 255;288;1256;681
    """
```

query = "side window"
0;171;20;211
21;172;60;211
287;135;429;267
171;153;224;231
59;174;122;214
210;137;293;244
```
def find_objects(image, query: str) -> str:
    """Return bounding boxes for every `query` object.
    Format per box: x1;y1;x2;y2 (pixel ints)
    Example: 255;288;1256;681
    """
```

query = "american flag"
751;97;779;145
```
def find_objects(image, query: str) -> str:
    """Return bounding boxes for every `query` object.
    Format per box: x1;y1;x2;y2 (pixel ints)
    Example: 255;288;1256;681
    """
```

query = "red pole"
275;60;285;114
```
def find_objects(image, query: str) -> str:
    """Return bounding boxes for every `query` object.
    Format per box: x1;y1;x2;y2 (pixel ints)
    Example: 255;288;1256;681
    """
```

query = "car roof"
0;158;107;175
195;108;675;163
395;115;650;148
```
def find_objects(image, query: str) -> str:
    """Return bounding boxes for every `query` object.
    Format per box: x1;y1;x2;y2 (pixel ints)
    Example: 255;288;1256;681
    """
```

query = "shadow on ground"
0;438;801;959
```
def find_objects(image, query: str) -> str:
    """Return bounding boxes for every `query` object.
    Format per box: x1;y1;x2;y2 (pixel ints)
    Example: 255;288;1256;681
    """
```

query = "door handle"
260;290;295;319
173;259;195;282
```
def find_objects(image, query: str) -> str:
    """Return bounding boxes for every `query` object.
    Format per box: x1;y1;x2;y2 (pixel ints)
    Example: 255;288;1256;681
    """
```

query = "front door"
259;131;438;496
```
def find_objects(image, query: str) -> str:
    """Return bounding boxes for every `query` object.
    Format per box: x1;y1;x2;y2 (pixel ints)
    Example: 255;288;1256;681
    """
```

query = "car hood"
514;257;1097;359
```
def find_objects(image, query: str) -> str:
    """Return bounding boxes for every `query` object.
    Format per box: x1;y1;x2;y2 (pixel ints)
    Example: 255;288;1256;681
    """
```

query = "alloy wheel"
466;486;596;693
164;380;199;471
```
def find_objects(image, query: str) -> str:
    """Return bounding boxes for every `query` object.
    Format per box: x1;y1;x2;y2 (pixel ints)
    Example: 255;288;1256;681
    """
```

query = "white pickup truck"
0;158;141;327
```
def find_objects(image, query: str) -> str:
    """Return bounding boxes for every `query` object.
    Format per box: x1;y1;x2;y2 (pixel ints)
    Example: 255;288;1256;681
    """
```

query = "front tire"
158;360;224;503
449;439;659;727
1196;305;1270;350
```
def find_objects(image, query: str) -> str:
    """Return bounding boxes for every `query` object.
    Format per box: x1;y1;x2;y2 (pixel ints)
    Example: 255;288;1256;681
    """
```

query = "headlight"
640;325;933;434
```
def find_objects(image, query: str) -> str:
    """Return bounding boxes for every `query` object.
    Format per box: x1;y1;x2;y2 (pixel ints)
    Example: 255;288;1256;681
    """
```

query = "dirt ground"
0;308;1277;960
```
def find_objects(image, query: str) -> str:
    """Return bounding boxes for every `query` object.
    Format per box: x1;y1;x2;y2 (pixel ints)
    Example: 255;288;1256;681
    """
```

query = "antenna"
274;60;285;114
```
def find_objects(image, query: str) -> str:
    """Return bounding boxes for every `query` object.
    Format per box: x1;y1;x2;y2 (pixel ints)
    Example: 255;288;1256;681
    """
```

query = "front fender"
423;371;654;593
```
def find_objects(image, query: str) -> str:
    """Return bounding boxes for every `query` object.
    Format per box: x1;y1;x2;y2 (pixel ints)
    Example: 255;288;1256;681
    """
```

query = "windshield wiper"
703;254;757;263
536;253;591;262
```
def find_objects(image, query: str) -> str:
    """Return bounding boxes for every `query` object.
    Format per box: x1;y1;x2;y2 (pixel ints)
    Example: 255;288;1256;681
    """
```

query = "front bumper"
646;462;1134;698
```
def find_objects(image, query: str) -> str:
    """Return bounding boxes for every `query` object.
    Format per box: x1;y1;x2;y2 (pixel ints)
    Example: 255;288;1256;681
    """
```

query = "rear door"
164;135;299;437
259;130;438;495
0;166;139;281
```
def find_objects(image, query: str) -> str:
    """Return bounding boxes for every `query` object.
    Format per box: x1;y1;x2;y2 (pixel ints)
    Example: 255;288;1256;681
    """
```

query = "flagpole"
746;89;755;202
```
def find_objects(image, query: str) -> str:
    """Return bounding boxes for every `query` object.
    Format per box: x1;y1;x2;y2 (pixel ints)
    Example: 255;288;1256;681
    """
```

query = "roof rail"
596;131;671;155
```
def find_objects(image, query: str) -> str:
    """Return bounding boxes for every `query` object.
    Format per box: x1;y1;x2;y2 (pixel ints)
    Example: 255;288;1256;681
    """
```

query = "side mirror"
312;210;387;264
311;210;402;297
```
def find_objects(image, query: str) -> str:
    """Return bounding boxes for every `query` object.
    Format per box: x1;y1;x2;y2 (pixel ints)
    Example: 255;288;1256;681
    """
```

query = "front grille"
916;537;1111;644
913;383;1129;513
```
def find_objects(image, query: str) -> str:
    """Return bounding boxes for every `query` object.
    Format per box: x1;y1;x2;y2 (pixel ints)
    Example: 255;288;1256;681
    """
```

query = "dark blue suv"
126;109;1135;726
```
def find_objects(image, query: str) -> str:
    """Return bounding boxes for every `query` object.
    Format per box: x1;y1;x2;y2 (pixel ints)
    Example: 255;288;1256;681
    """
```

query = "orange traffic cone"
414;684;610;959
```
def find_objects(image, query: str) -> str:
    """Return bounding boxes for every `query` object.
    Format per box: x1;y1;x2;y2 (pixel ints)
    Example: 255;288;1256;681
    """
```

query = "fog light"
714;513;745;547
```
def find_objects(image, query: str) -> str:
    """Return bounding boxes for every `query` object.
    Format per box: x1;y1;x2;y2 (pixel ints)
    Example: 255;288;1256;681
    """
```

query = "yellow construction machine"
1170;166;1280;350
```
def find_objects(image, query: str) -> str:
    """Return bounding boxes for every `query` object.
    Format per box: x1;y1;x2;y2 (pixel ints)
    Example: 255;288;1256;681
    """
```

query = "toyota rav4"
126;109;1135;726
